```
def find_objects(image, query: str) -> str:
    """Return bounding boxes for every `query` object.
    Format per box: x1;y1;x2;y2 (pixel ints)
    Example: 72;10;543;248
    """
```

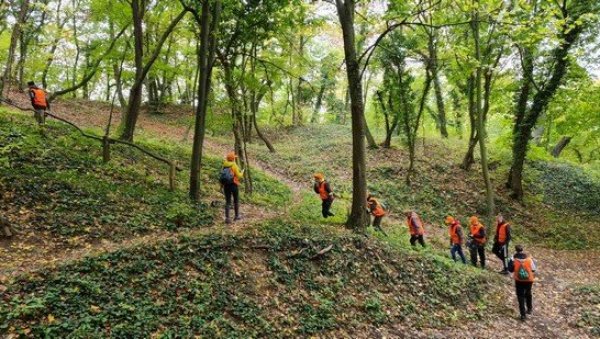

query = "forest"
0;0;599;337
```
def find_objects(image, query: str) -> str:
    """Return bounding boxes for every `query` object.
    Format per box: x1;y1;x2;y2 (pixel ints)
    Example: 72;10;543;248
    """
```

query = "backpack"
219;167;235;185
518;265;529;280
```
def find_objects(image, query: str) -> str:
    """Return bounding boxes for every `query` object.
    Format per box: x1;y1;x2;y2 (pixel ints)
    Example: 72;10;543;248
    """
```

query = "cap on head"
27;81;36;87
226;151;237;161
313;173;324;180
515;244;524;253
470;216;479;224
445;216;455;224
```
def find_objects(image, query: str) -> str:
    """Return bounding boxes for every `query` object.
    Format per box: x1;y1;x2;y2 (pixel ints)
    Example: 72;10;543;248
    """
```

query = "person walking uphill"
313;173;334;218
27;81;50;126
468;216;487;268
493;214;512;274
366;194;386;230
220;151;244;224
445;216;466;264
508;245;537;321
405;211;425;248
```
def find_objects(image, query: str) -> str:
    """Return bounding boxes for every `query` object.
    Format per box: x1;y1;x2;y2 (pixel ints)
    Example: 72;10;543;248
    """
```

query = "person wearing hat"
445;216;466;264
508;245;537;321
468;216;487;268
221;151;244;224
27;81;50;125
313;173;334;218
366;193;386;230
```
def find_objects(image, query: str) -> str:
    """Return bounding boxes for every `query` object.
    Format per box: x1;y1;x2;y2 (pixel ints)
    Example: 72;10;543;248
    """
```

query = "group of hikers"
21;82;537;323
310;172;537;322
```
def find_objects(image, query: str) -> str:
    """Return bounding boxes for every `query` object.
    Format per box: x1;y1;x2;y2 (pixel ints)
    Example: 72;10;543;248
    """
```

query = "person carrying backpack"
508;245;537;321
468;215;487;268
366;193;386;230
492;214;511;274
313;173;335;218
405;211;426;248
445;216;466;264
220;151;244;224
27;81;50;126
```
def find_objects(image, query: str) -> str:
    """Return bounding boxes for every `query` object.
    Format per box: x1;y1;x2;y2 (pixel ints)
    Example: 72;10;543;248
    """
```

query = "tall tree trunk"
473;3;495;225
432;69;448;138
120;7;186;141
508;23;582;200
311;77;327;123
336;0;369;231
189;0;221;201
551;136;571;158
0;0;30;97
362;71;378;149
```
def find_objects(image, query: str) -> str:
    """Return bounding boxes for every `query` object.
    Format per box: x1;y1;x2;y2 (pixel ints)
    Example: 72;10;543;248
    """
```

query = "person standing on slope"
405;211;426;248
366;193;386;230
508;245;537;321
27;81;50;126
445;216;466;264
468;215;487;268
313;173;335;218
220;151;244;224
493;214;512;274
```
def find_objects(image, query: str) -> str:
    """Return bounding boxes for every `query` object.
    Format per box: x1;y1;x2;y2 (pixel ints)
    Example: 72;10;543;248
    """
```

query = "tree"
334;0;369;231
0;0;30;98
507;0;599;200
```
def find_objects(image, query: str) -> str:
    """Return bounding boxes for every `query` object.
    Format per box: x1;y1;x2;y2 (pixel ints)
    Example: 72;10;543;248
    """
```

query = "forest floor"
1;95;599;337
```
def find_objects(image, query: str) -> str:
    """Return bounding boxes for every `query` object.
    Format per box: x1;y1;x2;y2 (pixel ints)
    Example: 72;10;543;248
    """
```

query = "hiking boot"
527;309;532;315
225;205;232;224
499;269;509;275
520;315;526;321
234;203;241;221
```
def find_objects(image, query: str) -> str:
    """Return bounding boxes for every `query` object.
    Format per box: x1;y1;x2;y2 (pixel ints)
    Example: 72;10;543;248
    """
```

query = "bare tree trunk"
551;136;571;158
0;0;30;98
336;0;369;231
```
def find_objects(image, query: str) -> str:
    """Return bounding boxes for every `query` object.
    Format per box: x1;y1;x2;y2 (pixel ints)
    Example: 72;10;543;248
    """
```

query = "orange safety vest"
449;222;461;245
406;214;424;236
470;223;486;244
497;222;509;244
31;88;47;108
368;198;385;217
513;257;535;283
317;181;329;200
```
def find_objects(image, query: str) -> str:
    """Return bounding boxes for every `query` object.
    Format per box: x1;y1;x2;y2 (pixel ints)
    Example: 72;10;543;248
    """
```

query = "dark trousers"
515;281;533;317
470;244;486;268
451;244;466;263
224;184;239;207
321;198;334;218
410;235;425;247
372;216;383;228
492;242;509;270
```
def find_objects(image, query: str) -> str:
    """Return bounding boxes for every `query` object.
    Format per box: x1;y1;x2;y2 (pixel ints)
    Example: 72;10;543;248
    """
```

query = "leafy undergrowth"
230;124;600;250
571;284;600;336
0;227;500;337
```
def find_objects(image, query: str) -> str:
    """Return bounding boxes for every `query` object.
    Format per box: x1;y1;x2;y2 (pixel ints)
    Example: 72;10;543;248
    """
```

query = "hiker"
220;151;244;224
508;245;537;321
445;216;466;264
27;81;50;125
366;193;386;230
492;214;511;274
405;211;425;247
313;173;334;218
468;216;487;268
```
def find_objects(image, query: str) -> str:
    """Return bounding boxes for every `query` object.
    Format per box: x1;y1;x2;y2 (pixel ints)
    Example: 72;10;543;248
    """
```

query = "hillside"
0;102;599;337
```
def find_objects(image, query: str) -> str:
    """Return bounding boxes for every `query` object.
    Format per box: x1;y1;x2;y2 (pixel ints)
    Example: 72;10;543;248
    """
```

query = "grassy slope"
239;124;600;250
0;108;503;337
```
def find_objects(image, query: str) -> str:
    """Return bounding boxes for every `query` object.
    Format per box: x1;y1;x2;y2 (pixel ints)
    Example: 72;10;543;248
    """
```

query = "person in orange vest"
27;81;50;125
220;151;244;224
313;173;334;218
405;211;425;247
366;193;386;230
468;216;487;268
445;216;466;264
492;214;512;274
508;244;537;321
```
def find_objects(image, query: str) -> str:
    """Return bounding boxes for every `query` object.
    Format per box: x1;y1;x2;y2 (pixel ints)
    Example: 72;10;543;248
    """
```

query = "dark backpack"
219;167;235;185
